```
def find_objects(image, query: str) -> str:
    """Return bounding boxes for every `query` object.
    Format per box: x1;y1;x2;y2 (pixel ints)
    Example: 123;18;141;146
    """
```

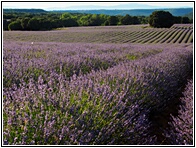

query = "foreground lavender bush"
3;42;192;145
164;80;193;145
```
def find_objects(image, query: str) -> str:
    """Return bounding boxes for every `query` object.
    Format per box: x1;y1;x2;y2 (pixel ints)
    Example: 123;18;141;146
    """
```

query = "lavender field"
3;24;193;44
3;24;193;145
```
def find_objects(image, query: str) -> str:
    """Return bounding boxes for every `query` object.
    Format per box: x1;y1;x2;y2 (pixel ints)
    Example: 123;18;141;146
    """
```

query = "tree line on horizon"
3;11;192;31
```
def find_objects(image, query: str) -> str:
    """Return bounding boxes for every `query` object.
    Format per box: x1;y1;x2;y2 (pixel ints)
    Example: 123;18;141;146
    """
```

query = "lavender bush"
164;80;193;145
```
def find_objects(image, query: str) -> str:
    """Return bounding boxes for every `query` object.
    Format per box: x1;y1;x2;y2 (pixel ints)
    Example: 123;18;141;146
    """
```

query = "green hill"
3;8;192;17
53;8;193;17
3;9;47;13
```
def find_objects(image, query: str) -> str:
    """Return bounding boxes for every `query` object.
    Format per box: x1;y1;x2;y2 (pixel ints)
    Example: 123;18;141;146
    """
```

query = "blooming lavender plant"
164;80;193;145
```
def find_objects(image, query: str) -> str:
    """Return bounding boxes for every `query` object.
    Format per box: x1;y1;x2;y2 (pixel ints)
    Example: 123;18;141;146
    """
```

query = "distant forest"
3;9;193;31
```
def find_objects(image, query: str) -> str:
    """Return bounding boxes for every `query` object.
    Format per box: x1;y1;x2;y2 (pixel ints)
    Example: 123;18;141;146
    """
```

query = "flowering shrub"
164;80;193;145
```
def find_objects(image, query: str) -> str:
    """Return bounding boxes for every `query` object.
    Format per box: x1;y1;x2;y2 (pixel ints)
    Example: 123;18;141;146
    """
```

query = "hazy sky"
2;1;194;10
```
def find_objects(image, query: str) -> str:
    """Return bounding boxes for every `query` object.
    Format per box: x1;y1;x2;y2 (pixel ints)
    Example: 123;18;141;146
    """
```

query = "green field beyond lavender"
3;24;193;145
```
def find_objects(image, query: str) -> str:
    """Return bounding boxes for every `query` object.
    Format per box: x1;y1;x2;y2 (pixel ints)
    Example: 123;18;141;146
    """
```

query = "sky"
2;1;194;10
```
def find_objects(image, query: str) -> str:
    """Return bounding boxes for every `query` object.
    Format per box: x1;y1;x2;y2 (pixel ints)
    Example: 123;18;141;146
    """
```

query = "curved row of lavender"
171;24;193;29
3;41;163;88
164;79;193;145
3;42;193;145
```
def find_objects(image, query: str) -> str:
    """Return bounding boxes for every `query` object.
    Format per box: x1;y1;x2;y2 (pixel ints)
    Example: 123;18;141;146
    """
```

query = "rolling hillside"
52;8;193;16
3;8;193;17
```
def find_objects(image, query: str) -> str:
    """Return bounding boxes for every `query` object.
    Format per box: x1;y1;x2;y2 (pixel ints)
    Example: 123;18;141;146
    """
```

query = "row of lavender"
3;41;162;87
171;24;193;29
164;79;193;145
3;43;193;145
